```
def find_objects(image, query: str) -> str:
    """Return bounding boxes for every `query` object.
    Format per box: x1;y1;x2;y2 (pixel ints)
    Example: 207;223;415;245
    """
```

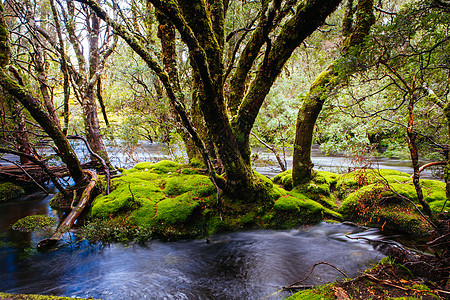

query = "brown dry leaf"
333;286;350;300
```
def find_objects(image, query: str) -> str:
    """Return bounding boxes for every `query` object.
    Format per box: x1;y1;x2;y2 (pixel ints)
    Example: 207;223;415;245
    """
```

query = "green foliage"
78;216;153;244
0;182;25;202
12;215;56;232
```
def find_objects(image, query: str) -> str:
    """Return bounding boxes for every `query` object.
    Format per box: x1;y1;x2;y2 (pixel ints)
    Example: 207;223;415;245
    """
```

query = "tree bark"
292;0;375;185
37;170;97;251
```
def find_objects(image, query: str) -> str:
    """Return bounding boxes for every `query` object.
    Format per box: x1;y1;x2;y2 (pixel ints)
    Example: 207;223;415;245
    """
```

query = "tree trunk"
406;94;438;225
292;0;374;186
82;88;110;166
4;93;33;164
292;66;334;184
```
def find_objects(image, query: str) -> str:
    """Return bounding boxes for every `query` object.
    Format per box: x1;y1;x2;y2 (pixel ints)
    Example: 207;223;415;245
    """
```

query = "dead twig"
284;261;349;290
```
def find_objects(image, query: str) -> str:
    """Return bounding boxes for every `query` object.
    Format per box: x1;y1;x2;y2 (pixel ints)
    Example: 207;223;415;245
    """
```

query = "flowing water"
0;143;440;299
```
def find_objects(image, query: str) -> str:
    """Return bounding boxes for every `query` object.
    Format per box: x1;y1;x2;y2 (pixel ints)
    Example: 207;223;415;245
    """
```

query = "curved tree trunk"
292;66;333;184
292;0;375;186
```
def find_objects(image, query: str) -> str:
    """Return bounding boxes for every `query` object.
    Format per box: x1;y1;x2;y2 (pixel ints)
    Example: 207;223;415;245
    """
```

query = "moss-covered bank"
79;162;447;242
274;168;447;237
287;257;441;299
0;181;25;202
80;160;331;242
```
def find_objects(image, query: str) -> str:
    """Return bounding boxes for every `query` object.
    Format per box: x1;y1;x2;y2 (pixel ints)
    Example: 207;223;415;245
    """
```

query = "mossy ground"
337;169;448;236
0;181;25;202
287;257;441;299
81;160;331;242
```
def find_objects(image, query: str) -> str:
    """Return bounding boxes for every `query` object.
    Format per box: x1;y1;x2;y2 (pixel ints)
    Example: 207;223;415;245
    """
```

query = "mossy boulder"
90;160;216;238
271;194;325;228
0;182;25;202
12;215;56;232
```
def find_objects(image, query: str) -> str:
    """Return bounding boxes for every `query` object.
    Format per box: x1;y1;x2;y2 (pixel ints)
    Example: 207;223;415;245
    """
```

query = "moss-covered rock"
273;169;294;190
0;181;25;202
12;215;56;232
271;194;325;228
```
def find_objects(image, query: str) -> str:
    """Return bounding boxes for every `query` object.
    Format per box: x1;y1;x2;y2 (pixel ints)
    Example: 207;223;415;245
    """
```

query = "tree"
292;0;375;185
0;2;87;185
338;0;450;208
80;0;342;199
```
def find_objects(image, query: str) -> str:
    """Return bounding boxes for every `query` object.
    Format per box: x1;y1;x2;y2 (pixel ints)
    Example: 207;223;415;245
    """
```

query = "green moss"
338;178;446;236
287;283;335;300
126;160;181;174
164;174;215;197
157;193;202;224
0;182;25;202
0;292;94;300
271;194;325;228
273;169;293;190
85;161;339;241
336;169;412;198
91;176;165;218
12;215;56;232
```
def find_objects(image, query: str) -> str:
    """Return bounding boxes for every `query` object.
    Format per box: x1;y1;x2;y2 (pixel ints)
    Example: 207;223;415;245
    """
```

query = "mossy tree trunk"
80;0;342;199
0;2;86;185
292;0;375;186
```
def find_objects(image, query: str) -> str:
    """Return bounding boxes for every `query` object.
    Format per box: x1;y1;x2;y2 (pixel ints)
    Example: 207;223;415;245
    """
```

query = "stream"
0;143;440;299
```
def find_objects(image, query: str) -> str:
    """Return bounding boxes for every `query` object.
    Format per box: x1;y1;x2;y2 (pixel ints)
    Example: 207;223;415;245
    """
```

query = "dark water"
0;193;385;299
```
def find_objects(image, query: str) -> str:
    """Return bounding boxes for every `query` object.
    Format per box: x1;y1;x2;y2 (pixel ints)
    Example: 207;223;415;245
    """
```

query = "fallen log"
37;170;98;251
0;160;99;184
